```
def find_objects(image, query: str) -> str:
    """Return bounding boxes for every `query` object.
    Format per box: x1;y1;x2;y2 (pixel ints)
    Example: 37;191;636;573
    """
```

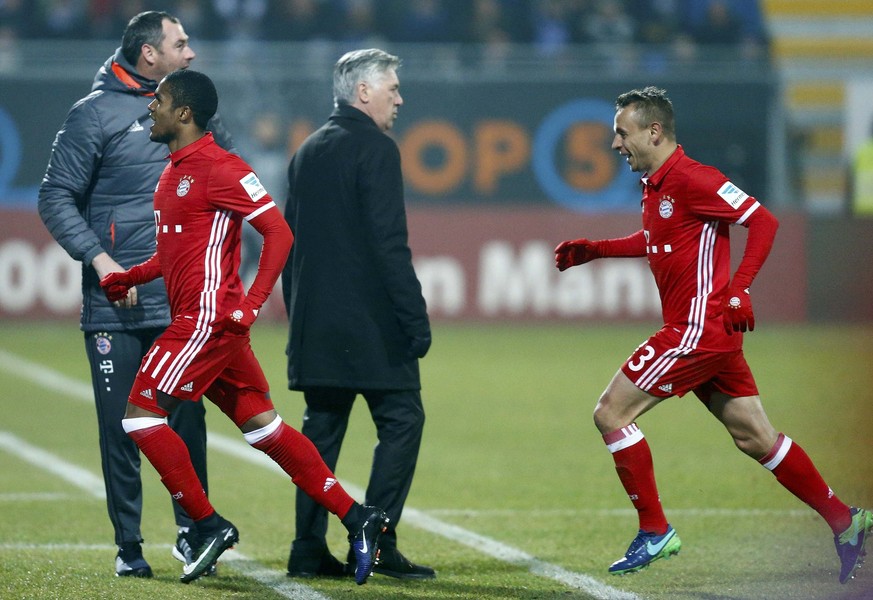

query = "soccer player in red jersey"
99;69;387;585
555;86;872;583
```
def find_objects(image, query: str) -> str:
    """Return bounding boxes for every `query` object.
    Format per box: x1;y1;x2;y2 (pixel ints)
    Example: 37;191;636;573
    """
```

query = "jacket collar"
330;103;378;129
92;47;157;96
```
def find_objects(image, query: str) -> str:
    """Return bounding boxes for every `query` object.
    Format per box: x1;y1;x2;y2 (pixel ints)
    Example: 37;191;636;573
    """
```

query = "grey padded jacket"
38;48;235;332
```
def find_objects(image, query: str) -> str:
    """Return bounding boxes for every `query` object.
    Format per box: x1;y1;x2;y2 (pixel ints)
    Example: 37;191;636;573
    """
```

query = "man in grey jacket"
282;48;433;580
38;11;235;578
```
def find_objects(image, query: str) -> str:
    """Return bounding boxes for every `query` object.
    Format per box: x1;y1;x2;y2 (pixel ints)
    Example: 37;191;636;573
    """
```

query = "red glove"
723;283;755;335
214;207;290;336
554;238;602;271
216;301;260;335
99;255;162;303
100;271;135;303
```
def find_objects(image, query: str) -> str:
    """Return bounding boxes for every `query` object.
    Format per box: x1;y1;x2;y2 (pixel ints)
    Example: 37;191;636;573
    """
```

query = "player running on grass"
555;86;872;583
99;68;388;584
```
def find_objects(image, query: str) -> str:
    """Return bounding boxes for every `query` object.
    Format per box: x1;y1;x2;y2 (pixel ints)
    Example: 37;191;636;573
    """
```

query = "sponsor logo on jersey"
240;172;268;201
140;388;154;400
177;175;194;197
128;120;144;133
717;181;748;209
181;381;194;392
658;196;674;218
323;477;337;493
95;333;112;355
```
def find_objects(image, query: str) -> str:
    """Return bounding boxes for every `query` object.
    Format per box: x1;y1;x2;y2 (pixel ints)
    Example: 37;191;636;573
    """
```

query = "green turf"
0;321;871;599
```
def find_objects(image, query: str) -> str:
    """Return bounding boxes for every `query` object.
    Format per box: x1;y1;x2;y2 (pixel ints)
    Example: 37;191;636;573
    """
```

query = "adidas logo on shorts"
140;388;153;400
658;383;673;393
181;382;193;392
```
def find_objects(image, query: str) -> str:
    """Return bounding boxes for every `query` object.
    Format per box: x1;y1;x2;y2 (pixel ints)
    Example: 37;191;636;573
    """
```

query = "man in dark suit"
281;48;434;580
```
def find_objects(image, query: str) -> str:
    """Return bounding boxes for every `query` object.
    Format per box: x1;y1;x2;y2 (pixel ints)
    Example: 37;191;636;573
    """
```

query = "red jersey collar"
168;132;215;165
642;144;684;188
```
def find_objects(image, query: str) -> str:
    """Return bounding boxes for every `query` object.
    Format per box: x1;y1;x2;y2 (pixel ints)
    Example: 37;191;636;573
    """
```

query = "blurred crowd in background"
0;0;769;57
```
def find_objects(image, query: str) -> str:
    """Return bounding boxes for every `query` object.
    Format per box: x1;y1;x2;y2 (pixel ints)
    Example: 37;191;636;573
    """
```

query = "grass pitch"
0;320;871;600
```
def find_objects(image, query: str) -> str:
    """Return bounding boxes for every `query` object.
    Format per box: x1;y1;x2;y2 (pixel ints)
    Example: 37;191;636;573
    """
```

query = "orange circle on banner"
401;121;467;195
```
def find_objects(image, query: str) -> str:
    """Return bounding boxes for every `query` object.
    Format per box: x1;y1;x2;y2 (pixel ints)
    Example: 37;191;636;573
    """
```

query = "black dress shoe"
115;542;153;578
287;548;348;578
373;546;436;580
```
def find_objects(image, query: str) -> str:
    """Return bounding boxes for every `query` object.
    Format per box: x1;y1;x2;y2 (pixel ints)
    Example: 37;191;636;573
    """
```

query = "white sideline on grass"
0;431;105;499
208;432;641;600
0;347;640;600
220;548;334;600
0;542;330;600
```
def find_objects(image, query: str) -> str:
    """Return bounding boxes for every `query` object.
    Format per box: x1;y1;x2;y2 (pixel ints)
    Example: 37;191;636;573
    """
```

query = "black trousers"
293;387;424;554
84;328;208;545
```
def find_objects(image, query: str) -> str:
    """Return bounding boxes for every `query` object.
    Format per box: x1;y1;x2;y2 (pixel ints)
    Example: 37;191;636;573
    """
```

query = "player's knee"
592;397;614;434
242;413;282;444
732;435;753;456
121;416;168;443
728;418;778;459
240;409;280;435
224;389;276;429
732;432;770;460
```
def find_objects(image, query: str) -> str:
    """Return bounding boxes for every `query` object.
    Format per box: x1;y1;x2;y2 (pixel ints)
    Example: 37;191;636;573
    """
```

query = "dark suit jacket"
282;104;430;391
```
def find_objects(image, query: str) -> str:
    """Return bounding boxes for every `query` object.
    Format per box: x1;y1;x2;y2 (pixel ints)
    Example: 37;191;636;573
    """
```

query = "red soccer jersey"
153;133;275;329
640;145;762;353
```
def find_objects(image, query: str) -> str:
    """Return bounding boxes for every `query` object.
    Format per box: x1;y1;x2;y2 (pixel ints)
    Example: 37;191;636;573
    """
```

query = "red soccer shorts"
620;326;758;403
129;318;273;426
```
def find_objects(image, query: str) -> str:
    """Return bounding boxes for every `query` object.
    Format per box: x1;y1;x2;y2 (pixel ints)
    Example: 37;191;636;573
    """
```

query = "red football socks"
603;425;852;536
604;424;669;535
759;433;851;534
251;422;355;519
126;422;214;521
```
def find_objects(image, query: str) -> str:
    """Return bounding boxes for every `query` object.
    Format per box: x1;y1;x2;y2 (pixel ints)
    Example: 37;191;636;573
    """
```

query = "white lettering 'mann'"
476;240;661;318
478;241;553;316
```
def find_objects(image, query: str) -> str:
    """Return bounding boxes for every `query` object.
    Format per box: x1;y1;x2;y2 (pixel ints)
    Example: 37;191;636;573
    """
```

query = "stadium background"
1;3;873;599
0;0;871;325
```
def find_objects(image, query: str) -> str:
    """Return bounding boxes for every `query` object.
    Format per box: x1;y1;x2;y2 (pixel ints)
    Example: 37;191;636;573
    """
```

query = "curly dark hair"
163;69;217;130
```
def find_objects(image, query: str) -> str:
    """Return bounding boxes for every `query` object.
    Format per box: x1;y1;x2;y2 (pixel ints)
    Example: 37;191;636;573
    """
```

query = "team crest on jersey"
177;175;194;197
240;172;268;201
658;196;675;219
717;181;748;209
